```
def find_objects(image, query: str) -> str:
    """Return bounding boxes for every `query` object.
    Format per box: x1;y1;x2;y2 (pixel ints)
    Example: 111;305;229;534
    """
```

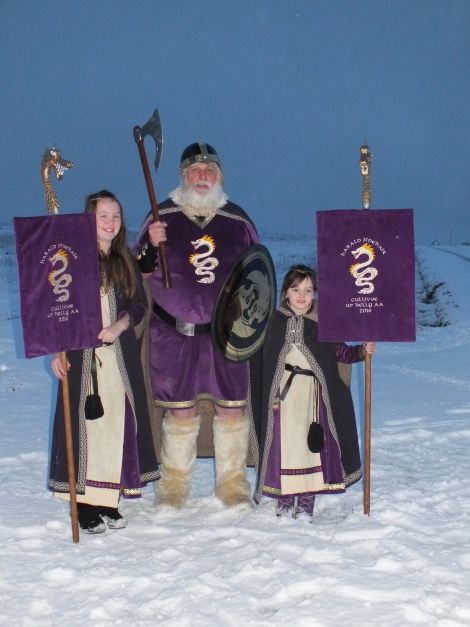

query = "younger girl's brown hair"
280;264;317;308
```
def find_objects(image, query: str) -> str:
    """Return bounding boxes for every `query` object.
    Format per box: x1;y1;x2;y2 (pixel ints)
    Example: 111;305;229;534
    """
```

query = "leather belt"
153;302;211;337
279;364;315;401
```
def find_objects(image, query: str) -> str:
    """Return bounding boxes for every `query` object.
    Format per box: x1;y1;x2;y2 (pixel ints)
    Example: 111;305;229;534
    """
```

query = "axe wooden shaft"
134;125;171;289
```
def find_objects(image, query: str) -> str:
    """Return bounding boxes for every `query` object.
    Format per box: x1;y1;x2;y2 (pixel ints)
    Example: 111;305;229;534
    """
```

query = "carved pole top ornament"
359;141;372;209
40;146;74;214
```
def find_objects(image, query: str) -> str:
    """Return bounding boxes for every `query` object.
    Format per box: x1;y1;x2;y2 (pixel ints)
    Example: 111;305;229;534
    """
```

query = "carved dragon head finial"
359;141;372;209
41;146;74;214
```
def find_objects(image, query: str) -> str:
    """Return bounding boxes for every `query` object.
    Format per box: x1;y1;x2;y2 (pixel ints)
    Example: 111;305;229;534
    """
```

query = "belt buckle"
176;320;196;337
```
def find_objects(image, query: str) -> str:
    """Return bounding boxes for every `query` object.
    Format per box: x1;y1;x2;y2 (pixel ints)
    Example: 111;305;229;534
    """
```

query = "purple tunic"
135;200;259;408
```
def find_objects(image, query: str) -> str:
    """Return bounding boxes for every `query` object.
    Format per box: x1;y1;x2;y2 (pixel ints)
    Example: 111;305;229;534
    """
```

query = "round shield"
212;244;276;361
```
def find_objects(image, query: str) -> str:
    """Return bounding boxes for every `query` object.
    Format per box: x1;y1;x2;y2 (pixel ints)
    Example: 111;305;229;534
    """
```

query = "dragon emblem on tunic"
349;243;378;294
48;249;72;302
189;234;219;284
41;146;74;214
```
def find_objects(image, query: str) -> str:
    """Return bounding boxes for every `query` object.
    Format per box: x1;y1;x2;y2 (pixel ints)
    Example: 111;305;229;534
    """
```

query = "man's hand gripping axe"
133;108;171;288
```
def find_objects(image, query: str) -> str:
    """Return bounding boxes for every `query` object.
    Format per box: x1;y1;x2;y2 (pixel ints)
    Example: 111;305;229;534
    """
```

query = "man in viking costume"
134;142;259;509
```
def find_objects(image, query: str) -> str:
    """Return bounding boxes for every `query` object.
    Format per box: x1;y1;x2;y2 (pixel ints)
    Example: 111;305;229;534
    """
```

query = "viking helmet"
180;142;222;171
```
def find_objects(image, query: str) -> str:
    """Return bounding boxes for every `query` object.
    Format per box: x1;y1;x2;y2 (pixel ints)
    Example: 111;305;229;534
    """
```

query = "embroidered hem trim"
122;487;142;496
86;479;120;490
141;470;160;482
155;394;247;409
262;482;346;496
49;469;160;494
280;465;323;476
345;469;362;487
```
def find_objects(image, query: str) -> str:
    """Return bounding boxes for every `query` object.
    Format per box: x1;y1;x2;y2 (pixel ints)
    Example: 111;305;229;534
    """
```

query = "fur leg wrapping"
213;414;252;507
157;414;201;508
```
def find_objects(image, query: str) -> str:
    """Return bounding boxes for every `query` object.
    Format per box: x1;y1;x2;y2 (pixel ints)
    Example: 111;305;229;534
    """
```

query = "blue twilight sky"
1;0;469;244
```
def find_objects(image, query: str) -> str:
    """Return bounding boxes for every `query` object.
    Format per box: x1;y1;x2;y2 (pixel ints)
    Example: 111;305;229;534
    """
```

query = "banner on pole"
316;208;415;342
14;213;102;358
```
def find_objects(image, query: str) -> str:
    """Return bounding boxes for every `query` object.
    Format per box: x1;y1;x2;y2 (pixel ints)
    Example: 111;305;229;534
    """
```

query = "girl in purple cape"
250;264;375;520
50;190;159;533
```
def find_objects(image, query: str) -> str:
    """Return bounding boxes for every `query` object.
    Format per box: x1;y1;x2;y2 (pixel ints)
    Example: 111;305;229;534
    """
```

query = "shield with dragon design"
212;244;276;361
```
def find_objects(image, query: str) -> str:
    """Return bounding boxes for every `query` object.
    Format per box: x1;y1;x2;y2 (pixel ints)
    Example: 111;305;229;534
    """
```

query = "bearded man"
134;142;259;509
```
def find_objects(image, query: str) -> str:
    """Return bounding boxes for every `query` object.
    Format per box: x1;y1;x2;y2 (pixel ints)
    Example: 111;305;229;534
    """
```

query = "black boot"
77;503;106;534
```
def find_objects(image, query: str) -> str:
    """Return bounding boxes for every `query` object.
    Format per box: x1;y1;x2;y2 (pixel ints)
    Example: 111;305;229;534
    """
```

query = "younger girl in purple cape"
249;264;375;520
49;190;159;533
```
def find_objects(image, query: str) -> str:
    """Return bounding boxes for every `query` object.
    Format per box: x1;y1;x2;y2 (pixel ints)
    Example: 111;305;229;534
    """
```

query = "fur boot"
213;414;252;508
157;413;201;508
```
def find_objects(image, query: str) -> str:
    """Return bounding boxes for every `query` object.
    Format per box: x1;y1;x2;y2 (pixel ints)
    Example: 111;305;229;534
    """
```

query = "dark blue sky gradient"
1;1;469;244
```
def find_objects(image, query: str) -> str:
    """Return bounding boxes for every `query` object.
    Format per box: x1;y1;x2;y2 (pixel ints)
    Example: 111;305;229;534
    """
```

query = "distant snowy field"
1;224;469;627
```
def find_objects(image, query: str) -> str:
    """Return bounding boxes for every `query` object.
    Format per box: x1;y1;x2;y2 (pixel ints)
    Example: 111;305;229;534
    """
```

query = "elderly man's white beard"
170;183;228;217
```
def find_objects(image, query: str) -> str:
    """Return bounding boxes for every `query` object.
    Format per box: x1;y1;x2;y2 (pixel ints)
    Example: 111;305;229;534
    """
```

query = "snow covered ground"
1;226;469;626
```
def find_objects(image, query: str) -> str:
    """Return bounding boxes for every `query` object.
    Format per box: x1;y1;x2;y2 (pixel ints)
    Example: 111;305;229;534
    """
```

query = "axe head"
133;108;163;174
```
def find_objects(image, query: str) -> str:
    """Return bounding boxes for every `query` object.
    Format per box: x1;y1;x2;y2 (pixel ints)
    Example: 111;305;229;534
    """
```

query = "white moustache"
170;183;228;215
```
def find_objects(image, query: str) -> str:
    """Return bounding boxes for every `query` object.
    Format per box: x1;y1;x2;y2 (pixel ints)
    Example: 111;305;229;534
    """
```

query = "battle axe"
133;108;171;288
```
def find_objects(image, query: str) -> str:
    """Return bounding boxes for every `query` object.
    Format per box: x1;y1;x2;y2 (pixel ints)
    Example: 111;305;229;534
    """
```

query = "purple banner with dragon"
14;213;102;358
316;209;415;342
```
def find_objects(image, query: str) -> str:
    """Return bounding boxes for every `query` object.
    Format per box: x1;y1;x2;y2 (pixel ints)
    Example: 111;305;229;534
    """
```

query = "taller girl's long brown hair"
84;190;136;300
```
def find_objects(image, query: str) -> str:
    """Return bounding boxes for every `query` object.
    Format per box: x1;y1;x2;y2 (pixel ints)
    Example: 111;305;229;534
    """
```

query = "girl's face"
95;199;121;252
286;276;314;315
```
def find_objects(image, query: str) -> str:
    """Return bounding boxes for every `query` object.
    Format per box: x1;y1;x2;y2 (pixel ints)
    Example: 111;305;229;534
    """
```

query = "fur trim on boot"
157;414;201;509
213;414;253;508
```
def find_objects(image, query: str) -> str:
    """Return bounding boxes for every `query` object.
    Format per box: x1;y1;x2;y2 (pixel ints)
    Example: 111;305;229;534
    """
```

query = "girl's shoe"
292;494;315;521
77;503;106;534
276;495;295;517
99;506;127;529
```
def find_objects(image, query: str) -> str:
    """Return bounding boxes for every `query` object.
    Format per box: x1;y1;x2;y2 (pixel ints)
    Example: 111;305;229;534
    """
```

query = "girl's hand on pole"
363;342;376;355
51;353;70;380
98;314;130;344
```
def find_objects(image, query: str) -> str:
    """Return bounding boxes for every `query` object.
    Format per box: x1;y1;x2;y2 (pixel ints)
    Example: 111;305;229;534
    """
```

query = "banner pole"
359;142;372;515
41;147;79;541
60;353;80;542
363;352;372;515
